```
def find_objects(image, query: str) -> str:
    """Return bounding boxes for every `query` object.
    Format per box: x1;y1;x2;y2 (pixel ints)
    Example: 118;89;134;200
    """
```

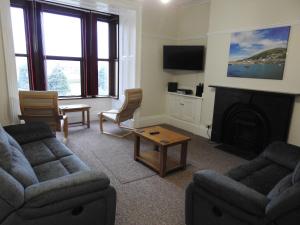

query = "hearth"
210;86;295;159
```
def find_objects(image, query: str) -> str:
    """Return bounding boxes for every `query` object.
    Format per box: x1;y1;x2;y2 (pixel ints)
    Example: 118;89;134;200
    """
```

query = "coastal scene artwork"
227;26;290;80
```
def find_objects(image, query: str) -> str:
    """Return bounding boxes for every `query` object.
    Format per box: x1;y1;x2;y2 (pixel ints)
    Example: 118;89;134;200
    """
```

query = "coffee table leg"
160;146;167;177
134;136;140;161
180;142;188;169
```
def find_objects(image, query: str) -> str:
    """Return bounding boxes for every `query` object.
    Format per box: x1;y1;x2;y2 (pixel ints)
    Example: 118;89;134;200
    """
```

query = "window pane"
11;7;27;54
15;57;30;90
42;13;82;57
97;21;109;59
98;61;109;95
46;60;81;96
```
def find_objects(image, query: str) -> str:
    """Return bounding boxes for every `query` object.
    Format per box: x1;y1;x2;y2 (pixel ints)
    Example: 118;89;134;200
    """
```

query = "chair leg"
99;113;104;133
63;117;68;139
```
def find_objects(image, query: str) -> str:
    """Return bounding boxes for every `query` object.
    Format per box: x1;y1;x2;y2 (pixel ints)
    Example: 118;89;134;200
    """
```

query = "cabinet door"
181;98;195;122
168;95;181;118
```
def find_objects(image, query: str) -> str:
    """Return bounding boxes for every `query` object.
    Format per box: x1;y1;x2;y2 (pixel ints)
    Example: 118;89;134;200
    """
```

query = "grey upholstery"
186;142;300;225
0;123;116;225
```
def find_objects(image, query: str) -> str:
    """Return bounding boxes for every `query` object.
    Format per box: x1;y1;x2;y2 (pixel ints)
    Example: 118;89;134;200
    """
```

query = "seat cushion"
34;155;89;182
102;110;118;121
228;157;291;195
21;138;73;166
9;148;38;187
267;174;293;199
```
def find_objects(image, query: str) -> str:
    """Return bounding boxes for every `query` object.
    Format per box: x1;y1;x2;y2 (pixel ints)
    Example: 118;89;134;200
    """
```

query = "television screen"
163;46;204;71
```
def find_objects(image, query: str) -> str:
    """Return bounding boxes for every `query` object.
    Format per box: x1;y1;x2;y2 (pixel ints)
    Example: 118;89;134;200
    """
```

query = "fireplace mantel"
209;85;300;96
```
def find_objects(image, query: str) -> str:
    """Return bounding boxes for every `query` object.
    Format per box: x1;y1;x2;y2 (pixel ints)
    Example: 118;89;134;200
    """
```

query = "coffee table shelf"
134;126;191;177
136;151;182;173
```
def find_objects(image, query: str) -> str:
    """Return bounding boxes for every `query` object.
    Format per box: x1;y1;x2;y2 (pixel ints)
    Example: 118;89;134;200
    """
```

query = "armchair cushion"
292;161;300;184
227;157;291;195
194;170;269;216
24;171;110;208
263;142;300;170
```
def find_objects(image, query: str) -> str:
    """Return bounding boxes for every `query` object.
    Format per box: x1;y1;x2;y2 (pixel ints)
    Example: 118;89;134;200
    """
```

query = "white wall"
138;1;211;127
202;0;300;146
168;1;210;93
138;1;178;122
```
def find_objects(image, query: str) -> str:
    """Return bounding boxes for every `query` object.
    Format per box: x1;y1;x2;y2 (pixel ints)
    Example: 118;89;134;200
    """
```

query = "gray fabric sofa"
186;142;300;225
0;122;116;225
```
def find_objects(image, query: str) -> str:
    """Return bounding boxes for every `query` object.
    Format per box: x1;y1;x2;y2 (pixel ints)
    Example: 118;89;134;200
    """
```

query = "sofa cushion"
263;142;300;170
34;155;89;182
228;157;291;195
267;174;293;199
292;161;300;184
6;132;23;153
22;138;73;166
9;148;39;187
0;125;12;170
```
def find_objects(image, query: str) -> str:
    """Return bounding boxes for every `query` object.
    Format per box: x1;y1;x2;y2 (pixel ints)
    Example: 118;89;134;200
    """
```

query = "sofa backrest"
0;124;38;188
0;167;24;222
263;142;300;170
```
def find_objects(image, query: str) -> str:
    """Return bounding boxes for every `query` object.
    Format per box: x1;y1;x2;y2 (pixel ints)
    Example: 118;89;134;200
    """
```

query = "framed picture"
227;26;291;80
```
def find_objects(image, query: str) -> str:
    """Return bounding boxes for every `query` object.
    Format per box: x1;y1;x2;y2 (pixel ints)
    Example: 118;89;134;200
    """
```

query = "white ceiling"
139;0;210;7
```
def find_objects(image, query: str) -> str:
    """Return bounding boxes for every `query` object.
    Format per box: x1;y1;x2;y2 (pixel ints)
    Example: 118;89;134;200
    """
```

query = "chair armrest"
24;171;110;208
4;122;55;145
193;170;269;216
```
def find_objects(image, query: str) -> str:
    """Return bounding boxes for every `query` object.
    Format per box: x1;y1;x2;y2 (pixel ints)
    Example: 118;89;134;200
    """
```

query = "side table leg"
87;109;90;128
160;146;167;177
180;142;188;169
134;136;140;161
82;111;85;126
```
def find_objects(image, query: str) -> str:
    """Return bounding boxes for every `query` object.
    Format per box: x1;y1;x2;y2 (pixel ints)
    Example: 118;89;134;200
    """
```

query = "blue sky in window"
229;26;290;61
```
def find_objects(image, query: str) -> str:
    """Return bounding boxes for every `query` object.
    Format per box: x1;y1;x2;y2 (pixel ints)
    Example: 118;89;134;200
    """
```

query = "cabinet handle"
180;103;184;106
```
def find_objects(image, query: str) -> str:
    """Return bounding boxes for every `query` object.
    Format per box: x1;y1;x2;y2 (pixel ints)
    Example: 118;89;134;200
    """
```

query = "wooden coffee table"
59;104;91;128
133;126;191;177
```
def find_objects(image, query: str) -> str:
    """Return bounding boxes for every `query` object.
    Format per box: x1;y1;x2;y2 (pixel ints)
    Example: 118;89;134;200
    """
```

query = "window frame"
40;5;85;97
10;0;119;99
10;3;34;90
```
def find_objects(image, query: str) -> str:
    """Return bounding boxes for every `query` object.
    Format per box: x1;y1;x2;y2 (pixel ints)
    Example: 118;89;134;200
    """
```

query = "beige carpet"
58;121;246;225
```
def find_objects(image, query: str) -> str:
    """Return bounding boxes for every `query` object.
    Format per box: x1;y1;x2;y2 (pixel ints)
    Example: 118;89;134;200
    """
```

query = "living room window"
42;12;82;96
10;0;119;98
10;6;30;90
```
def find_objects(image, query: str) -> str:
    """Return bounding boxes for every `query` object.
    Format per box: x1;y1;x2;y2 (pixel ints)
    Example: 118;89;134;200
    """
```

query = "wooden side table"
133;126;191;177
59;104;91;128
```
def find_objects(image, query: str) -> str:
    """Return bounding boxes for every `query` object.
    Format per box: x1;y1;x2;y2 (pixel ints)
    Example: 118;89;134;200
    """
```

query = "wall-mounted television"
163;45;205;71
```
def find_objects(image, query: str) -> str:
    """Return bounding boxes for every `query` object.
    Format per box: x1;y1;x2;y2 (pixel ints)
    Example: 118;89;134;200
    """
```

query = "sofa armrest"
193;170;269;216
4;122;55;144
24;171;110;208
266;182;300;219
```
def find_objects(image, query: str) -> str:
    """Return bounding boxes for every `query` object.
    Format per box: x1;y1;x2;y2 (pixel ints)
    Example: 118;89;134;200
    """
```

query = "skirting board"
137;114;209;139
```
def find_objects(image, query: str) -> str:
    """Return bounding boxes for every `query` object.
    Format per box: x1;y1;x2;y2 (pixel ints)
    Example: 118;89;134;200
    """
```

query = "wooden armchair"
18;91;68;139
98;88;143;137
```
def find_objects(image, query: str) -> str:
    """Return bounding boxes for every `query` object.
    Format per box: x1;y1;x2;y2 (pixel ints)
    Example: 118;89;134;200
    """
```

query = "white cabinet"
166;92;203;135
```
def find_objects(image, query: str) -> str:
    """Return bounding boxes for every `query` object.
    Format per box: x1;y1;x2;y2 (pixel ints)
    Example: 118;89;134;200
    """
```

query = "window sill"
59;96;117;101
